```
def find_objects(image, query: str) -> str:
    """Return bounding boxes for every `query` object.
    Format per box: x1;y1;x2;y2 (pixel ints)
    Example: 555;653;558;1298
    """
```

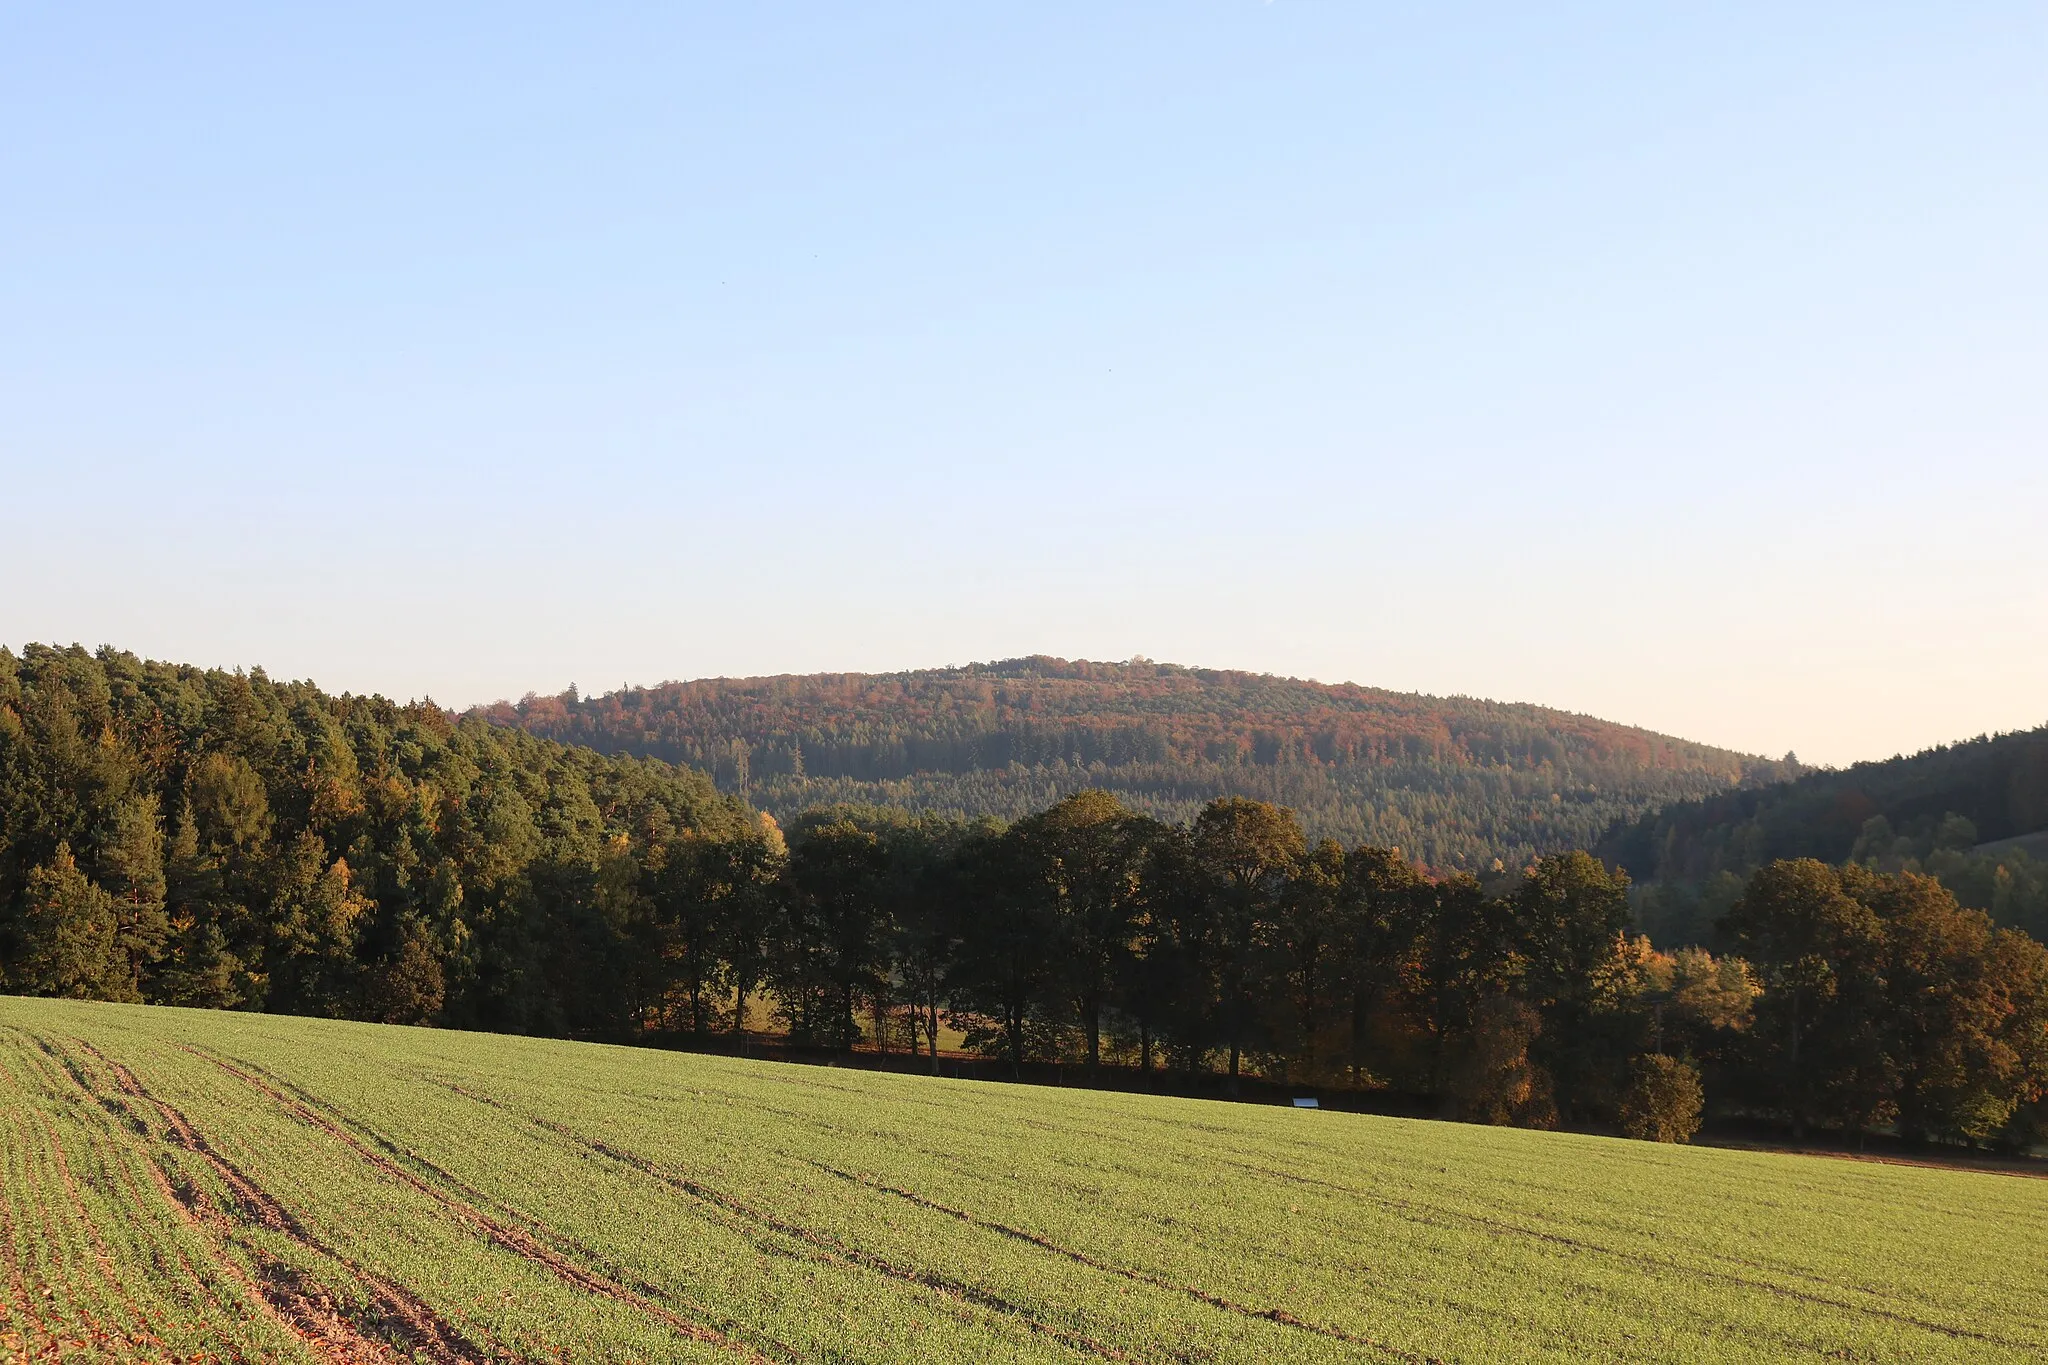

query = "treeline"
645;796;2044;1148
1608;728;2048;946
6;646;2045;1149
482;657;1798;870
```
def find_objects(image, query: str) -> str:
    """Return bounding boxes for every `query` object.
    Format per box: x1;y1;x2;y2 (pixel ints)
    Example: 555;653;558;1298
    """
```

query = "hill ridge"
480;655;1795;869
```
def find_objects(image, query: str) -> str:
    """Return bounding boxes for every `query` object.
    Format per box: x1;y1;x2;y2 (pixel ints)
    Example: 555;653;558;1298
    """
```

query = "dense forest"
481;658;1799;872
7;645;2044;1150
1603;728;2048;948
0;644;766;1034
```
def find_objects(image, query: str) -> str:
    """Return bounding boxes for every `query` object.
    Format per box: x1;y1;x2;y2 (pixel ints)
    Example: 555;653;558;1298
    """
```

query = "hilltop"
480;657;1793;870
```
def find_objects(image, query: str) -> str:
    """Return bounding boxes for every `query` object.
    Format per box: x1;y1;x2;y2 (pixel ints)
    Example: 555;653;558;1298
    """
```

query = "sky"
4;3;2043;767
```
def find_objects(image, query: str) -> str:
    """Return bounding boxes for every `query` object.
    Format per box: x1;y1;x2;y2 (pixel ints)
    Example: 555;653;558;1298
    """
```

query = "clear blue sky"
5;3;2043;766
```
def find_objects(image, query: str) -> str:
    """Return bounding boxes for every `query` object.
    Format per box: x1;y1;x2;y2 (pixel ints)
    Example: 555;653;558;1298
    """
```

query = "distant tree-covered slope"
1600;726;2048;945
1599;726;2048;883
481;657;1790;870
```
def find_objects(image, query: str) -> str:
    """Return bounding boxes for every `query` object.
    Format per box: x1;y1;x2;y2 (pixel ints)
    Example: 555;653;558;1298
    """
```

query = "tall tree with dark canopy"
1271;837;1347;1081
1011;790;1158;1071
1340;844;1428;1086
947;825;1056;1077
10;844;127;1000
775;815;894;1051
1512;852;1635;1124
1188;797;1305;1087
1721;860;1886;1138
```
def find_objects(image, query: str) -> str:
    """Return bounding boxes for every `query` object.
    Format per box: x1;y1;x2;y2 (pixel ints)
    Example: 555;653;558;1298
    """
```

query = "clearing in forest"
0;997;2042;1363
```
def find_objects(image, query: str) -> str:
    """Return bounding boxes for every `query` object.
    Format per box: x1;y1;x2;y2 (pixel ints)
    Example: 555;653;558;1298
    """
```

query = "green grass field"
2;999;2042;1364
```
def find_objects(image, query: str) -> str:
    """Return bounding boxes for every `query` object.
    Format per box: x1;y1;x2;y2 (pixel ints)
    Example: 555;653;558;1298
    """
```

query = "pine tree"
12;844;129;1000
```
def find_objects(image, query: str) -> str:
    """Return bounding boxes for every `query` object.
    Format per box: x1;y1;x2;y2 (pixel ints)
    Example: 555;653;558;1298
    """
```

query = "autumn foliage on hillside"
484;657;1794;870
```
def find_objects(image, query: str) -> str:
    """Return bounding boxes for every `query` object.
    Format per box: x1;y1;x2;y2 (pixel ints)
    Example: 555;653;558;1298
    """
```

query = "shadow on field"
639;1029;2048;1176
641;1028;1442;1115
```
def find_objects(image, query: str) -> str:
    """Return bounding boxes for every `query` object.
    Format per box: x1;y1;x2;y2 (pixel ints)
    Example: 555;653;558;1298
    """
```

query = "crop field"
0;999;2042;1365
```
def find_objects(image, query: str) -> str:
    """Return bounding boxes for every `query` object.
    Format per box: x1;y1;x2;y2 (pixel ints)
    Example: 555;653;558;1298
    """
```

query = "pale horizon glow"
5;5;2044;768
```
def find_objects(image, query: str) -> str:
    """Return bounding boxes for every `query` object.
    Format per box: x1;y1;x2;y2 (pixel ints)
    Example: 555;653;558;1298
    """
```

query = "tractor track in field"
61;1039;493;1365
1216;1156;2017;1347
93;1108;247;1331
429;1078;1161;1365
226;1059;807;1365
809;1162;1448;1365
8;1039;164;1349
183;1048;783;1365
15;1029;248;1331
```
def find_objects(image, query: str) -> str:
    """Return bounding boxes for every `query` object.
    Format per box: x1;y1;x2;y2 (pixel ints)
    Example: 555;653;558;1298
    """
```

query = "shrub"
1619;1053;1704;1143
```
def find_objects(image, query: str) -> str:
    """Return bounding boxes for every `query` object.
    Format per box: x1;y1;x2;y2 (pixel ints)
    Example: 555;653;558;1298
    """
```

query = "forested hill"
1600;726;2048;946
1600;726;2048;883
482;657;1791;870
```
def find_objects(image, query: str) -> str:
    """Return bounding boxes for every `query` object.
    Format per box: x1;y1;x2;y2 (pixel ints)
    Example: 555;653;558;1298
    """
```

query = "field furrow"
192;1047;781;1364
82;1043;480;1364
806;1160;1441;1363
451;1082;1200;1364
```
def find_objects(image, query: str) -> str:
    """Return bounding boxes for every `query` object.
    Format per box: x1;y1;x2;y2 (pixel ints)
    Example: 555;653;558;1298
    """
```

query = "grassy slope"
2;999;2042;1365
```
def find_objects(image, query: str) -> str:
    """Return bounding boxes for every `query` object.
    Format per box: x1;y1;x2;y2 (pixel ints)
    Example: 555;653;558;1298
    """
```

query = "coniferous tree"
9;844;128;1000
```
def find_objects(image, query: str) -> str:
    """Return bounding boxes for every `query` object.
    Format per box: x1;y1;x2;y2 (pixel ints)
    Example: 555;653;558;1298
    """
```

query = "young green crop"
2;996;2041;1363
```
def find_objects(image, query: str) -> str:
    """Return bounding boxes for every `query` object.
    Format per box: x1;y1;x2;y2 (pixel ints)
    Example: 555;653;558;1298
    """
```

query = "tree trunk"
1350;983;1385;1089
1788;989;1806;1140
1299;991;1315;1082
1350;988;1365;1087
1085;986;1101;1071
1429;1006;1447;1097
